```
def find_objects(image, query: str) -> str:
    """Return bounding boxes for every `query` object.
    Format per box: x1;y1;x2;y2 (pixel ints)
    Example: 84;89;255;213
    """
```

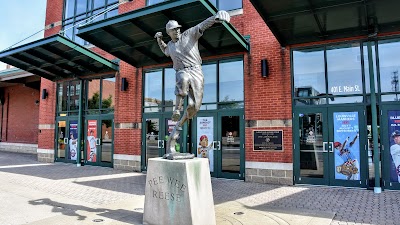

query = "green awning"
249;0;400;46
77;0;249;67
0;35;119;81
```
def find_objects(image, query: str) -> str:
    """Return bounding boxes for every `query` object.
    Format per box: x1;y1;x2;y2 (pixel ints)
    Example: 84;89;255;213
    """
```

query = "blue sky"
0;0;47;70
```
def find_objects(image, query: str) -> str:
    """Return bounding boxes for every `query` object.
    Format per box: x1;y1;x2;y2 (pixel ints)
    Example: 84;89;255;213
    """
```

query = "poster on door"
197;117;214;172
68;121;78;160
388;110;400;183
333;112;360;180
87;120;97;162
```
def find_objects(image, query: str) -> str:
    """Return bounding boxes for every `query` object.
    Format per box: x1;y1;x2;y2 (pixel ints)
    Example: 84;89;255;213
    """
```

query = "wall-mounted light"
41;89;48;99
261;59;269;78
121;77;128;91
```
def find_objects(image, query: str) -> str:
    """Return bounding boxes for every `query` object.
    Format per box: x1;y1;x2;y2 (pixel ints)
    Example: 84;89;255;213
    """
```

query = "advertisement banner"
197;117;214;172
68;121;78;160
87;120;97;162
388;110;400;183
333;112;360;180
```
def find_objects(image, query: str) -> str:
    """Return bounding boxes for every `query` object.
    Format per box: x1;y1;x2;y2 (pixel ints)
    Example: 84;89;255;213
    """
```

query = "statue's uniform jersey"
164;16;215;119
390;144;400;182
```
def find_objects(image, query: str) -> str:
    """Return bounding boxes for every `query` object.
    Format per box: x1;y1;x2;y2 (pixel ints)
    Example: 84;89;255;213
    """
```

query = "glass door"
294;108;329;185
193;110;245;179
142;114;164;171
381;105;400;190
84;116;114;167
55;117;79;163
142;113;184;170
294;106;367;187
328;106;367;187
217;111;245;179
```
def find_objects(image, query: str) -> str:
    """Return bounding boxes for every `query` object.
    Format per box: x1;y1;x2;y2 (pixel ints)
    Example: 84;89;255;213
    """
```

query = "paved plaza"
0;151;399;225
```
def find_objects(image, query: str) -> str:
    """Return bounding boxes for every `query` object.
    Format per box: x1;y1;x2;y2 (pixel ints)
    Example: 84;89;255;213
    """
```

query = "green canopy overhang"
0;35;119;81
77;0;249;68
249;0;400;46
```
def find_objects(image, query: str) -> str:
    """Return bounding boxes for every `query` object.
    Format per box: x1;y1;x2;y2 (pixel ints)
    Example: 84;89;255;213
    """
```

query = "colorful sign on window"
333;112;360;180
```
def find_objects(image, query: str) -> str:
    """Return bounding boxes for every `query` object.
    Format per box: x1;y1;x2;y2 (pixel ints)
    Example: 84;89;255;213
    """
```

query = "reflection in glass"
218;0;242;11
293;49;325;97
219;60;243;102
146;118;160;166
363;43;378;94
57;83;68;111
164;68;176;111
299;113;324;178
102;77;115;111
69;80;80;111
203;64;217;104
327;44;363;95
381;94;400;102
147;0;164;6
65;0;75;19
378;39;400;93
294;98;326;106
57;120;66;158
328;96;363;104
221;116;240;173
101;119;112;163
145;71;162;109
87;79;101;110
76;0;87;15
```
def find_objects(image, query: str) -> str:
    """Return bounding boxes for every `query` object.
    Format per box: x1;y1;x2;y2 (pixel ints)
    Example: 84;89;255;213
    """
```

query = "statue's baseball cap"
166;20;181;31
392;130;400;137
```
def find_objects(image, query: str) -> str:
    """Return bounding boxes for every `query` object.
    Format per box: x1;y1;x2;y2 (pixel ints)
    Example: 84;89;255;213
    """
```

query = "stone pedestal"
143;158;216;225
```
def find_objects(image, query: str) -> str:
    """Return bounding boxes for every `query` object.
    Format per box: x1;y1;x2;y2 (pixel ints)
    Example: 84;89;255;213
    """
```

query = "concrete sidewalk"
0;151;398;225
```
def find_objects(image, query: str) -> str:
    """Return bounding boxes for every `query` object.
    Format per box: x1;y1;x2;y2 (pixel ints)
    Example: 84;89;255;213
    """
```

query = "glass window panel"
200;104;217;110
101;119;112;163
327;44;363;96
203;64;217;104
381;94;400;102
145;71;162;108
378;39;400;93
93;0;105;9
87;79;101;110
101;77;115;110
209;0;217;7
147;0;165;6
76;0;88;15
164;68;176;109
75;83;80;95
328;96;363;104
363;43;378;94
219;60;243;102
69;81;80;111
293;49;325;97
57;83;68;111
218;0;242;11
294;98;327;106
108;0;118;4
106;8;118;19
92;9;105;22
63;24;74;40
65;0;75;19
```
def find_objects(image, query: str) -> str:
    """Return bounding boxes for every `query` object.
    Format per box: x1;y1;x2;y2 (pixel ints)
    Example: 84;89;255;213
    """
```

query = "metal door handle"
329;142;334;153
96;138;101;145
64;138;68;144
322;142;328;152
213;141;220;150
158;140;165;148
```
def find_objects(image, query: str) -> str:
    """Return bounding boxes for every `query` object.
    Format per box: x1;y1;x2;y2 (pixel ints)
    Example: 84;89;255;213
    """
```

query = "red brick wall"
38;0;63;150
1;85;40;144
234;0;292;163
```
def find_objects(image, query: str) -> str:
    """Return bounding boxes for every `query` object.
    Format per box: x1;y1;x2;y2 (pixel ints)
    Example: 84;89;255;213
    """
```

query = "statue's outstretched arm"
198;10;230;33
154;32;168;56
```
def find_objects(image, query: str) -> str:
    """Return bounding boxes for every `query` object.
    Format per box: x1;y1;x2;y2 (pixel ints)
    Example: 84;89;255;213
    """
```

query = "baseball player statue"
155;11;230;159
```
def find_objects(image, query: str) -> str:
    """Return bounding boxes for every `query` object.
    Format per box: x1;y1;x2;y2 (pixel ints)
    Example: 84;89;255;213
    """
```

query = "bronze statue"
155;11;230;159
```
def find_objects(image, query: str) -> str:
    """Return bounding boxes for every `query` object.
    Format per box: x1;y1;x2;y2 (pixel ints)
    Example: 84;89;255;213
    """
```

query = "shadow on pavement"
28;198;143;224
0;152;38;166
